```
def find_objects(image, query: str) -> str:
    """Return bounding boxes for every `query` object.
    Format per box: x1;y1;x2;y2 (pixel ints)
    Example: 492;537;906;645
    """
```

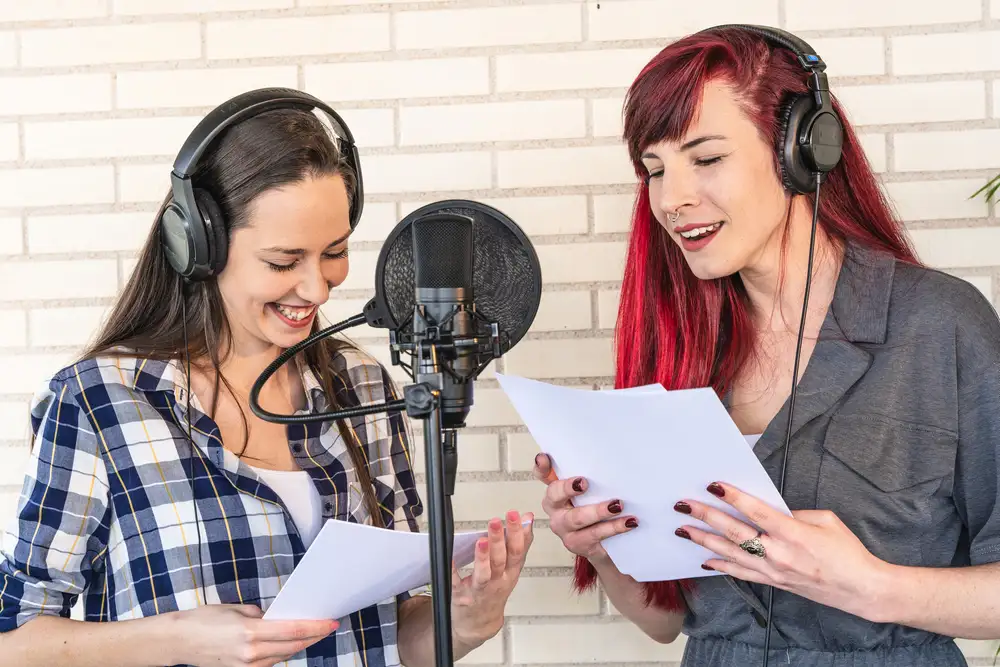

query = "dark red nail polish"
707;482;725;498
701;564;714;571
625;517;638;528
572;478;584;493
675;528;690;540
674;501;692;514
608;499;622;514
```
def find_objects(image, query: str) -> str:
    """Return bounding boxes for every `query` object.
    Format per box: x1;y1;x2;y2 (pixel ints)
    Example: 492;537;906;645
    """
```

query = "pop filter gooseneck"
250;199;542;667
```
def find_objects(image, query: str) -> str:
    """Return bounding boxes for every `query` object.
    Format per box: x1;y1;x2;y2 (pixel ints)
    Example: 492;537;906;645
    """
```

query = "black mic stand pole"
402;338;458;667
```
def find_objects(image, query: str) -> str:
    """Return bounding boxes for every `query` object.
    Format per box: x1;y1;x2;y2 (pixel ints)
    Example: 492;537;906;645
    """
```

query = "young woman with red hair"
533;25;1000;667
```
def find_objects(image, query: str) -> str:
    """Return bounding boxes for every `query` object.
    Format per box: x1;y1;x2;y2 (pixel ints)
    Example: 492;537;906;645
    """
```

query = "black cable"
182;290;208;606
248;312;407;424
760;176;822;667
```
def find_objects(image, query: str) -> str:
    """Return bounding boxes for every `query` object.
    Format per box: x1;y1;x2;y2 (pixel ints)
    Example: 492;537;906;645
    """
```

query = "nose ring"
667;211;679;224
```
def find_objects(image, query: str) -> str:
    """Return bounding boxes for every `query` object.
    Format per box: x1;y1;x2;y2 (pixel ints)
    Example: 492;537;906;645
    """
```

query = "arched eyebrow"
261;230;352;256
641;134;728;159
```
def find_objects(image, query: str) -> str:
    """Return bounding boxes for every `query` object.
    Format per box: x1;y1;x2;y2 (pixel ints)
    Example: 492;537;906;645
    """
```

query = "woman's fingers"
564;515;637;554
532;453;559;485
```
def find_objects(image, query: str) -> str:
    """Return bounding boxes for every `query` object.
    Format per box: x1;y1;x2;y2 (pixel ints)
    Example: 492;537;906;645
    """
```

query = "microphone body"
411;209;477;428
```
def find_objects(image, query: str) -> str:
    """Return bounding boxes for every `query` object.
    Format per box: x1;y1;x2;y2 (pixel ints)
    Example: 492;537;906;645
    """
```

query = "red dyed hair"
573;27;919;610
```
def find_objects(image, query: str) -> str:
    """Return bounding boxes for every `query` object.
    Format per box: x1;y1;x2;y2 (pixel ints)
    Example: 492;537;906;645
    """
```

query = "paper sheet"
495;373;789;582
263;520;492;621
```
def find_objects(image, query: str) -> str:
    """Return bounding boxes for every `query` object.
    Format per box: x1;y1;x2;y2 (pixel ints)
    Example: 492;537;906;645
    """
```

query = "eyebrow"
261;231;352;256
641;134;727;160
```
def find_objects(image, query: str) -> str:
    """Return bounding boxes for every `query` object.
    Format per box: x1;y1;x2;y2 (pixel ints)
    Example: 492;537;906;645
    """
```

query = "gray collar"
827;240;897;345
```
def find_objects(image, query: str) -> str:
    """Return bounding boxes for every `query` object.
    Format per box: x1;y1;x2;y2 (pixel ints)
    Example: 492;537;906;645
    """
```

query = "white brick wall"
1;2;998;665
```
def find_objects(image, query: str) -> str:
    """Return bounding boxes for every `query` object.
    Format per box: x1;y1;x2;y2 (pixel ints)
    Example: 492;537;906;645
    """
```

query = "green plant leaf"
971;173;1000;203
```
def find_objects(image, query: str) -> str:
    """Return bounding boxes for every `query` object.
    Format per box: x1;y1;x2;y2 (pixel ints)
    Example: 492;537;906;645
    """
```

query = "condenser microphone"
410;212;477;429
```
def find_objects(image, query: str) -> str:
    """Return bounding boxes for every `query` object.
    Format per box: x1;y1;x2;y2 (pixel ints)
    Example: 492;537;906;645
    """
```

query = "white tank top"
249;466;325;548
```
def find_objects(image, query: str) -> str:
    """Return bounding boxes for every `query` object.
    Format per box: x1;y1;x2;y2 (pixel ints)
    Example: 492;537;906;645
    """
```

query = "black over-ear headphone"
159;87;364;281
707;24;845;194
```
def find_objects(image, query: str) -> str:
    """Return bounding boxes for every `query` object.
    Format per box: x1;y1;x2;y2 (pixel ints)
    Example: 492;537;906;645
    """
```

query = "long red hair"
573;27;919;610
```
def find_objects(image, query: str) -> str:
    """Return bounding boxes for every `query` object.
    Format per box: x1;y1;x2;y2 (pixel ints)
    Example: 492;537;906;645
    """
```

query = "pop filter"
364;199;542;367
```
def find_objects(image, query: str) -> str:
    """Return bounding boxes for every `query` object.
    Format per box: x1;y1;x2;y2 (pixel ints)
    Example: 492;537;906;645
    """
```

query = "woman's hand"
450;509;534;649
169;603;339;667
674;481;891;621
534;453;638;563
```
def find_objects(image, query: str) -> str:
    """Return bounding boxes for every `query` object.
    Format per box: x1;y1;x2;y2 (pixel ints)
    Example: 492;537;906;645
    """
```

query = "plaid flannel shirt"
0;346;425;667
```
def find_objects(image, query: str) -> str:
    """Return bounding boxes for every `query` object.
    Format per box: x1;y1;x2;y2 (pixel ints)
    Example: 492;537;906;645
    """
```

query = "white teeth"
274;304;315;321
679;223;722;239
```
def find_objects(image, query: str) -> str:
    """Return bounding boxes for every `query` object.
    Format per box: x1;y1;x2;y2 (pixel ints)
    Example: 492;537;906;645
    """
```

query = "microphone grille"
412;214;474;290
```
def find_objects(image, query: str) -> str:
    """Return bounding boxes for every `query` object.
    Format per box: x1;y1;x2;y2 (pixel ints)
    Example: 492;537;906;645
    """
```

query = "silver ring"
739;532;766;558
667;211;679;224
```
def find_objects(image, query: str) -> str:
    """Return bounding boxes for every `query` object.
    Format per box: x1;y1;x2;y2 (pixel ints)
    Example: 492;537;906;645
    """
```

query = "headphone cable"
181;288;208;607
760;175;823;667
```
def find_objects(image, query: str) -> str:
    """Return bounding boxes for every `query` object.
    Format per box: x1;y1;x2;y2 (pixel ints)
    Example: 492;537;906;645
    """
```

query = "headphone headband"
172;87;357;179
707;24;833;108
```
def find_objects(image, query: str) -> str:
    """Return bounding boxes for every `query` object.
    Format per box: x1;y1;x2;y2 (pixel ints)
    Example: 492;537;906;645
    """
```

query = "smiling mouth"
678;222;723;239
268;303;317;327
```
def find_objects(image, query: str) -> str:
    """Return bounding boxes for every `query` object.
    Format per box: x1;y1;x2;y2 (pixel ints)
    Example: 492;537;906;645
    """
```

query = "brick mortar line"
0;82;998;120
2;124;1000;164
1;9;996;34
1;162;998;184
4;52;1000;80
1;0;576;30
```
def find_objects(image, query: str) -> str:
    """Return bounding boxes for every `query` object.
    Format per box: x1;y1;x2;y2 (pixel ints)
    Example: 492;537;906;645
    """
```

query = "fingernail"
707;482;725;498
534;453;544;467
572;478;584;493
674;501;692;514
625;517;638;528
675;528;690;540
507;510;519;523
701;564;715;571
608;499;622;514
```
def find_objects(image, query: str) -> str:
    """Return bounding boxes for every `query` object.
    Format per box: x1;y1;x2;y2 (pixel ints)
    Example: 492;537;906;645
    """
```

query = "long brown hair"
81;107;385;526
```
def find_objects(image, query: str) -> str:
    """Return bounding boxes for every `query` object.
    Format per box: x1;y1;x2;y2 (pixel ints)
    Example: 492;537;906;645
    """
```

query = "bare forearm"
0;613;180;667
397;597;483;667
872;561;1000;638
590;555;685;643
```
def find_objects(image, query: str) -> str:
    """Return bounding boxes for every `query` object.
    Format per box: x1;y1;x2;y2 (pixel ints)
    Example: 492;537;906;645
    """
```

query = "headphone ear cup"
194;188;228;277
159;199;196;278
777;94;816;195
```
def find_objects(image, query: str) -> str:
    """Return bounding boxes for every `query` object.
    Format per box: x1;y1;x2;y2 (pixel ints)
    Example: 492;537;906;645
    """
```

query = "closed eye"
265;248;349;273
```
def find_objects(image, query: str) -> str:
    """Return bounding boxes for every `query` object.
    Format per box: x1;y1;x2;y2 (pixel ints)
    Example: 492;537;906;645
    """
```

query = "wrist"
149;611;186;665
862;558;905;624
588;552;624;580
451;612;502;654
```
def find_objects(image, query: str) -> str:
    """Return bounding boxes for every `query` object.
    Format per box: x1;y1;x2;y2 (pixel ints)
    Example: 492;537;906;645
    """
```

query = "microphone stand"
249;313;495;667
402;351;458;667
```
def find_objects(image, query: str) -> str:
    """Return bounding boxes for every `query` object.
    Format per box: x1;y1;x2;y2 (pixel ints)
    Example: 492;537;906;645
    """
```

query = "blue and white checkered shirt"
0;346;425;667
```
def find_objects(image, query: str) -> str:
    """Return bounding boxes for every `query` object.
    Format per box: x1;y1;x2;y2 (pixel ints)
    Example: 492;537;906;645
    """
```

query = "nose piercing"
667;211;679;224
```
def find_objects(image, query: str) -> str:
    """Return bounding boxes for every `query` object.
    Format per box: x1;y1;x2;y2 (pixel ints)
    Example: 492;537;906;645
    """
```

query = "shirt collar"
128;352;328;415
826;240;897;345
